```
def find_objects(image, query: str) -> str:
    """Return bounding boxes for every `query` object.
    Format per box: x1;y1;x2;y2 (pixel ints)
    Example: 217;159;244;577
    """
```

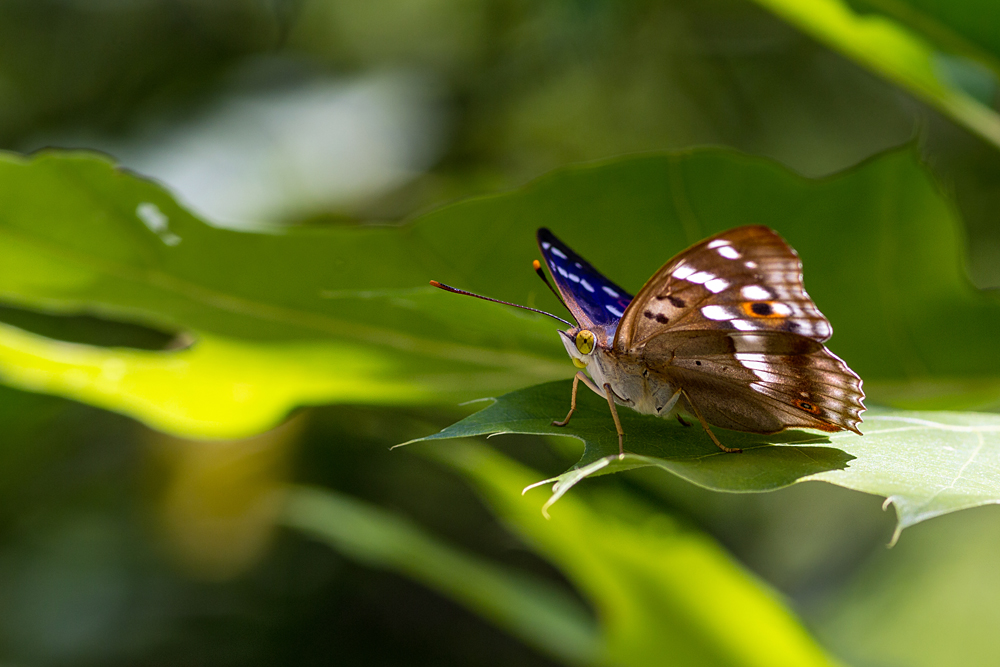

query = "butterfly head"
559;326;608;370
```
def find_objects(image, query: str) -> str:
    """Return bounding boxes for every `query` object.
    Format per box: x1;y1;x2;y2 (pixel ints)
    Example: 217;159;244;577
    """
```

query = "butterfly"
432;225;865;455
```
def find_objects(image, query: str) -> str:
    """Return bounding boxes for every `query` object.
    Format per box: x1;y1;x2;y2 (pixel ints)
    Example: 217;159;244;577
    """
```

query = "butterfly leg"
680;389;742;454
602;383;626;458
552;372;593;427
676;415;691;427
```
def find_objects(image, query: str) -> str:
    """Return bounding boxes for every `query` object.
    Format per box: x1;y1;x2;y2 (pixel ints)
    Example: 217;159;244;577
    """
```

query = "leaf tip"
389;440;415;450
522;477;558;496
882;496;903;548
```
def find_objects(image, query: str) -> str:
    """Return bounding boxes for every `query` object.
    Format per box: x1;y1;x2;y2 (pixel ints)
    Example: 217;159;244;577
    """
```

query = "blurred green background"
1;0;999;665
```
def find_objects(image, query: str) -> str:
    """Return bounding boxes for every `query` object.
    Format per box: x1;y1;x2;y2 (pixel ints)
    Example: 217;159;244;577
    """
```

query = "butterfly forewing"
538;228;633;330
615;226;833;352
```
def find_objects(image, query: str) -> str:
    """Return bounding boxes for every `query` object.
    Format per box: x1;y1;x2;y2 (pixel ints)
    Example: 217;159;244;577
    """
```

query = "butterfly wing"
644;330;865;434
615;226;833;352
537;227;633;330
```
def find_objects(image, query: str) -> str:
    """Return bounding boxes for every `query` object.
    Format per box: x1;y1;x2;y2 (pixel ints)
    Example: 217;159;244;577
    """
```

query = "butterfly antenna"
532;260;573;315
429;280;574;327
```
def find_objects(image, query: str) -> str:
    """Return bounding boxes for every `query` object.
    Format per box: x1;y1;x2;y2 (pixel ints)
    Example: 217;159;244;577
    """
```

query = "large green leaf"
748;0;1000;148
408;380;1000;540
0;150;569;437
0;146;995;437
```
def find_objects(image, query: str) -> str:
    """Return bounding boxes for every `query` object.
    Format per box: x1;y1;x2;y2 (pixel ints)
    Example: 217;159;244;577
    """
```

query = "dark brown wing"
642;330;865;434
615;226;833;353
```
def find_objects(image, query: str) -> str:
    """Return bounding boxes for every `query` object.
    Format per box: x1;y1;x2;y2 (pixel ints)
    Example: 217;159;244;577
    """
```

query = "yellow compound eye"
575;330;596;355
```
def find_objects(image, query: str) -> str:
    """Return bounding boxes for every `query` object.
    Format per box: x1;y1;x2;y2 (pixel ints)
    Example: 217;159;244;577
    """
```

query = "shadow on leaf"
410;380;856;509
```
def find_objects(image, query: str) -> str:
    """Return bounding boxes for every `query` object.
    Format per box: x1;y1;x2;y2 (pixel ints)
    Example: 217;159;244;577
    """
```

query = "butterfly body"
538;226;864;453
559;327;683;418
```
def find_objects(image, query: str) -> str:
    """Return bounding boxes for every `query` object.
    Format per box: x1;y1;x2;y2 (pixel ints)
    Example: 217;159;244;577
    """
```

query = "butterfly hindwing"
641;330;864;434
537;228;633;330
615;226;833;352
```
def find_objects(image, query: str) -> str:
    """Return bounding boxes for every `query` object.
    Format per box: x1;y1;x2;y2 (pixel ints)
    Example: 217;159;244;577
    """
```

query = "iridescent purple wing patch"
537;227;633;328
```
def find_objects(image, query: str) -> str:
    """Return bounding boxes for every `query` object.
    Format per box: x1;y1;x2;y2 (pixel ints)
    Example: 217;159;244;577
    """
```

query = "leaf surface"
410;380;1000;538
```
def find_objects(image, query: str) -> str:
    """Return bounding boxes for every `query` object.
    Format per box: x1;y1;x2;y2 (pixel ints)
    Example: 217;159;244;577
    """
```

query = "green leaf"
852;0;1000;73
282;485;599;665
425;441;840;667
409;380;1000;539
747;0;1000;148
0;150;569;438
0;146;995;437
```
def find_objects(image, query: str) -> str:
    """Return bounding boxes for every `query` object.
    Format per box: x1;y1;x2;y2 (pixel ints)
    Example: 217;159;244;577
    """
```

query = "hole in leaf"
0;304;191;351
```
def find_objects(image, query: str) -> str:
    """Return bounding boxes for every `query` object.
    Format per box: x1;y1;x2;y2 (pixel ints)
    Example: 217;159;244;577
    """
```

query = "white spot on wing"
551;248;567;259
557;267;569;278
606;305;623;317
602;286;618;297
717;245;741;260
741;285;771;300
745;261;758;269
672;265;695;280
735;353;767;364
770;302;792;316
701;305;734;320
580;279;594;292
542;242;551;250
568;273;580;283
751;368;783;383
705;278;729;293
731;320;755;331
687;271;714;284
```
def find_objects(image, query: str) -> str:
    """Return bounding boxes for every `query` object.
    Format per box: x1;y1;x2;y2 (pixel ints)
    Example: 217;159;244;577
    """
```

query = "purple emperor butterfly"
432;226;865;455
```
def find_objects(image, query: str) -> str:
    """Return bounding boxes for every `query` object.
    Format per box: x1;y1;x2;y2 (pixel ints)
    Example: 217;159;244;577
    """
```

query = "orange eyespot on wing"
794;399;822;414
741;301;788;319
